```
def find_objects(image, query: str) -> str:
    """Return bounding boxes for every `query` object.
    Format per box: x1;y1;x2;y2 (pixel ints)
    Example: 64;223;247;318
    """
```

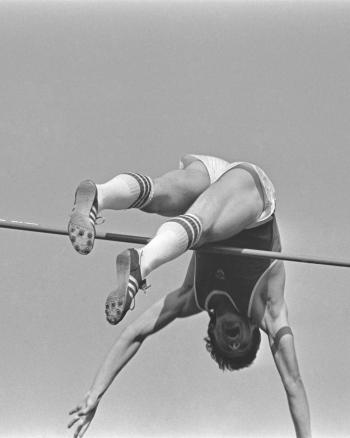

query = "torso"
193;216;282;322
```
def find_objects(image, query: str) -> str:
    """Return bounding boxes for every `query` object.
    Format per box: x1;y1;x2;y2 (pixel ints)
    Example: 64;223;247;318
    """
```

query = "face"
212;310;255;357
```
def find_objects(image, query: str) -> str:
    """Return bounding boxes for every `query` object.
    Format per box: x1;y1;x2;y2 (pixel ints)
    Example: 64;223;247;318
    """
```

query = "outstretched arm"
68;257;200;437
267;303;311;438
262;264;311;438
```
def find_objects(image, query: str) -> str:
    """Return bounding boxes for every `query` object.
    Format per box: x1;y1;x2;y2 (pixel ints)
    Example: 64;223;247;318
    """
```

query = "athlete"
67;155;311;437
68;155;275;324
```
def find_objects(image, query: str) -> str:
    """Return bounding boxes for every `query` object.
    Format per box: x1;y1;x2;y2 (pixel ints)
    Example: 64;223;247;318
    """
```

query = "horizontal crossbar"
1;218;350;268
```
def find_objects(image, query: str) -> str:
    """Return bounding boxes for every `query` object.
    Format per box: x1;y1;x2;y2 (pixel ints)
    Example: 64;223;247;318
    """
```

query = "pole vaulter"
1;218;350;268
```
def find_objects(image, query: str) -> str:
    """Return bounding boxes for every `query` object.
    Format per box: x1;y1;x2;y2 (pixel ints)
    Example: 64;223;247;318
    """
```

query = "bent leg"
142;160;210;216
97;160;210;216
140;167;264;276
68;159;209;255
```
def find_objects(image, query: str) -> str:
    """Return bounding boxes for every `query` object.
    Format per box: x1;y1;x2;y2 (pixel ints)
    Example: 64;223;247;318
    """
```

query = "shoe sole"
68;180;97;255
105;250;131;325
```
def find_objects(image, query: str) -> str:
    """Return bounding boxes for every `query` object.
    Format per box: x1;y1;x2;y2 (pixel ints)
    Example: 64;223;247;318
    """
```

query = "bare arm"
262;263;311;438
88;285;199;402
68;257;200;437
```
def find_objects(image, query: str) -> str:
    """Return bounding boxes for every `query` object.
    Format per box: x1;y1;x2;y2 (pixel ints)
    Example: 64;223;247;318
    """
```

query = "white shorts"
179;154;276;228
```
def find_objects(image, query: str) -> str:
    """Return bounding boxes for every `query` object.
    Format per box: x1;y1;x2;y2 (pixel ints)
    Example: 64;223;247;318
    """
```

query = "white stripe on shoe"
89;206;97;225
128;276;139;295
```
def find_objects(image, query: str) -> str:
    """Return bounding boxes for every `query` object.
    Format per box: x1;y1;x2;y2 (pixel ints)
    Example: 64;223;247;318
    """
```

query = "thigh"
187;167;264;244
142;160;210;217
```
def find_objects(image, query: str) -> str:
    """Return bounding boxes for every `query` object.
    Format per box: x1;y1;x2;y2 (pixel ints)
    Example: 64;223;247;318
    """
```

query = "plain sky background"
1;1;350;437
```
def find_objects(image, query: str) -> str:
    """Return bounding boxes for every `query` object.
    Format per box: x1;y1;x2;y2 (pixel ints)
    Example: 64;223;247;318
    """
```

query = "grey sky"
1;1;350;437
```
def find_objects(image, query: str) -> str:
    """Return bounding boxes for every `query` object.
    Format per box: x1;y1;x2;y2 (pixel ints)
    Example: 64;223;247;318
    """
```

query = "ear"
208;308;216;323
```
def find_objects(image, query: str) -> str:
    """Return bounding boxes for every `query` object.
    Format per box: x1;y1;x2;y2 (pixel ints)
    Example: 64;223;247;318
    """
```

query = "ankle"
137;248;149;279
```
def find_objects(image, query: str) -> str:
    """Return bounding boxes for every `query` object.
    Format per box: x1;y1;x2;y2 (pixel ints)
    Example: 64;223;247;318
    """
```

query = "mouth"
225;320;242;338
227;327;240;338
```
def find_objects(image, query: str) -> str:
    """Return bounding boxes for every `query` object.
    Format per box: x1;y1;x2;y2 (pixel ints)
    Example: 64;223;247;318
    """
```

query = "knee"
142;178;196;216
141;198;163;215
141;180;178;215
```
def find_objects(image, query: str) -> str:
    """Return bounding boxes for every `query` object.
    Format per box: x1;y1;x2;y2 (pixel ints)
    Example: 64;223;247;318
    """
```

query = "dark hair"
204;313;261;371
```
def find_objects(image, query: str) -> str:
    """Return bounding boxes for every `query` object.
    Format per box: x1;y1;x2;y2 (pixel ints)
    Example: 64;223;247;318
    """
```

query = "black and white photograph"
1;1;350;437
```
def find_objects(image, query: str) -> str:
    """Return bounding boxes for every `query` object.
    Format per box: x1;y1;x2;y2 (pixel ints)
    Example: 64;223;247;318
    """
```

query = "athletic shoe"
105;248;147;325
68;180;99;255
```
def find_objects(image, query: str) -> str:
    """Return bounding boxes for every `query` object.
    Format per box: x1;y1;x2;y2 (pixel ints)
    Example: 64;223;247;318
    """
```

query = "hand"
68;395;99;438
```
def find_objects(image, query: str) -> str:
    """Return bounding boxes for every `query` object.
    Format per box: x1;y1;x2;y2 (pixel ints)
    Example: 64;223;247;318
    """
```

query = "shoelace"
129;294;136;311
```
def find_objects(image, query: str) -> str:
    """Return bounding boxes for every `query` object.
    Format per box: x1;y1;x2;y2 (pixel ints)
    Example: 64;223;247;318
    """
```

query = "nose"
231;341;240;350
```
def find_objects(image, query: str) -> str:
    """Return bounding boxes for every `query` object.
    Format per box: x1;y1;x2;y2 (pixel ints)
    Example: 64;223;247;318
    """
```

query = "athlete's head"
204;304;261;371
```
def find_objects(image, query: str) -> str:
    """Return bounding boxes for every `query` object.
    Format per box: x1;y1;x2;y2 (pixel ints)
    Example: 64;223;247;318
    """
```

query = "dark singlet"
194;216;282;315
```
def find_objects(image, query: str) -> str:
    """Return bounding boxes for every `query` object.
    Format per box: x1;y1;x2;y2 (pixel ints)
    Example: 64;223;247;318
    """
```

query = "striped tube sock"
167;213;203;249
96;173;154;211
125;173;154;209
139;214;203;278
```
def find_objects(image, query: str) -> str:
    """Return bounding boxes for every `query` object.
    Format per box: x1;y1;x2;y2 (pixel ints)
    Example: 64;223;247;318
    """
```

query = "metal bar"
1;218;350;268
0;219;151;245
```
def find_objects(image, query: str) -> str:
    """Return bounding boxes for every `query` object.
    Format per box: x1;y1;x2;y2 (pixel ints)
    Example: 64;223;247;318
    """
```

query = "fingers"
68;410;86;429
68;406;83;429
69;404;83;415
72;418;91;438
67;416;80;429
68;399;96;437
73;421;83;438
68;402;89;429
76;421;91;438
